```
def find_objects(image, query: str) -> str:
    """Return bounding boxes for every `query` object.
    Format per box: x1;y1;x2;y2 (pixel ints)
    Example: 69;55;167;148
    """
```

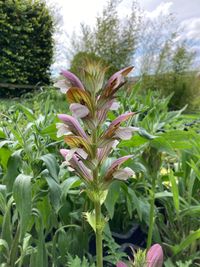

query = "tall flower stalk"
55;63;136;267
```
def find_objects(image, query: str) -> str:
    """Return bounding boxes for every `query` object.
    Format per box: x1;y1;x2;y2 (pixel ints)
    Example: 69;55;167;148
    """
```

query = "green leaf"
84;210;96;232
188;160;200;182
61;176;80;201
13;174;32;240
17;104;35;121
119;134;148;148
104;181;120;219
31;209;48;267
169;171;179;215
161;130;200;150
0;129;6;139
138;128;157;140
171;229;200;255
0;185;6;214
40;154;59;182
155;191;174;198
0;147;12;170
128;188;143;221
180;206;200;217
1;197;13;248
0;140;13;149
3;150;22;192
150;136;176;156
45;174;61;212
41;123;58;140
0;239;9;254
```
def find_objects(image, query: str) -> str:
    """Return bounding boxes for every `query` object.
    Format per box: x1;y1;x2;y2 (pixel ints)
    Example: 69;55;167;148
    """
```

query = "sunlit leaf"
13;174;32;240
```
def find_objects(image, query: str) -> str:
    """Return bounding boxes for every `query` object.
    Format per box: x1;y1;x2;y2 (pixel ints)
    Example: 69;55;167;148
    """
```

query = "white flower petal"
113;167;135;180
68;166;75;172
54;79;70;94
110;101;120;111
112;140;119;148
76;148;88;159
56;123;71;137
70;103;90;118
64;148;77;163
115;126;139;140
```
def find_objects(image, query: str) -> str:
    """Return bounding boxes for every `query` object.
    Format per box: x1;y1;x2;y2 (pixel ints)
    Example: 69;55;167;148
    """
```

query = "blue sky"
47;0;200;73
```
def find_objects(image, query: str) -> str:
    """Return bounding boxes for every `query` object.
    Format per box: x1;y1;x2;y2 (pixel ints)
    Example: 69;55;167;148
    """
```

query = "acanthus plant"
55;62;137;267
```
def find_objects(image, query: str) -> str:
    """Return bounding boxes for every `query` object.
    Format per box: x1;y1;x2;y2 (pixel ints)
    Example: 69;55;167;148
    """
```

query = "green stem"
10;224;20;267
91;122;103;267
95;201;103;267
147;174;156;249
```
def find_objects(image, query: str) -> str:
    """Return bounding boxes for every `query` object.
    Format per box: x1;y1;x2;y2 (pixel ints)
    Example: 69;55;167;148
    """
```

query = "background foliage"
0;86;199;266
0;0;54;97
69;0;200;111
70;0;140;77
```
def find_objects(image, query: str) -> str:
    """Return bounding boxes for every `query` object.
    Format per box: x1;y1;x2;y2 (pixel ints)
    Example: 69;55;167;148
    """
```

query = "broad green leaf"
45;174;61;212
0;147;12;170
40;154;59;182
41;123;58;140
17;104;35;121
1;197;13;247
0;129;6;139
119;134;148;148
128;187;142;221
3;150;22;192
13;174;32;240
150;136;176;156
161;130;200;150
104;181;120;219
61;176;80;201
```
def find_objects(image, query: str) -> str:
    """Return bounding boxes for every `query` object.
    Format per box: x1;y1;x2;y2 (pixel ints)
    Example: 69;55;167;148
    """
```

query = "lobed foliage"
0;0;54;97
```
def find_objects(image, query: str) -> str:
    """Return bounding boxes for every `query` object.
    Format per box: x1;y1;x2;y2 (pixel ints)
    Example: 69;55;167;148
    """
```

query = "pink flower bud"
146;244;164;267
116;261;128;267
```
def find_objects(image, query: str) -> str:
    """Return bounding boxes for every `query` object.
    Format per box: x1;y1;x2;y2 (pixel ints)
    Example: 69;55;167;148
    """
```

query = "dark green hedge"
0;0;54;96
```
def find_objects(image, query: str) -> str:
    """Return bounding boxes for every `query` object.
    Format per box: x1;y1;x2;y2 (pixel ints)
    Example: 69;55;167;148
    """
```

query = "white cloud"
144;1;173;19
181;18;200;40
55;0;105;34
48;0;200;75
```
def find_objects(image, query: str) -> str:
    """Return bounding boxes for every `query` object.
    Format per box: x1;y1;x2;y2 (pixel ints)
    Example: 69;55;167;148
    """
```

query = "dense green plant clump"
0;0;54;97
0;79;200;266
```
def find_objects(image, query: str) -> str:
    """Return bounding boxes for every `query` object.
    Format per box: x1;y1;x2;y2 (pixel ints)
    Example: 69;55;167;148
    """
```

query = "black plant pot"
89;223;147;266
112;223;147;257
